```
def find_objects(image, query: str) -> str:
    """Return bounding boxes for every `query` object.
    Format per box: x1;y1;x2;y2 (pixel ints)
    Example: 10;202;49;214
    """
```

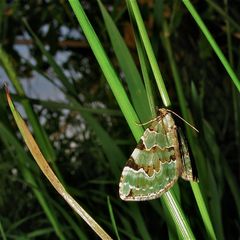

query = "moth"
119;108;198;201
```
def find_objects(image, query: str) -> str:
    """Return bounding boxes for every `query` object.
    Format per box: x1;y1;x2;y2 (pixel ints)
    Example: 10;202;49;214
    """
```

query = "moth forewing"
119;108;183;201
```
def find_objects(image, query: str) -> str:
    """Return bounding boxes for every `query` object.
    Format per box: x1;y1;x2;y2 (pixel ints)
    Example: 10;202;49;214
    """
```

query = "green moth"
119;108;198;201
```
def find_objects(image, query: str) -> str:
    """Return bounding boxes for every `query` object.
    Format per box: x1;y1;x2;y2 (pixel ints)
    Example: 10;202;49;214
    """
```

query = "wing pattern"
119;109;183;201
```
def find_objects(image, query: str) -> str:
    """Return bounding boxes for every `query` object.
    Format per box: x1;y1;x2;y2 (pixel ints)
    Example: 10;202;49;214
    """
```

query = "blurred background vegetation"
0;0;240;239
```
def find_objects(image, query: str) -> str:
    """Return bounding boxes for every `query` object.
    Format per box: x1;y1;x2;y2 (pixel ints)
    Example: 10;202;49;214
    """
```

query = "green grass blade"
80;111;125;179
64;94;125;180
162;192;195;240
128;5;156;118
223;161;240;218
116;214;137;239
8;93;121;116
22;18;126;180
107;197;120;240
205;0;240;32
51;200;88;239
190;182;216;240
6;90;125;180
98;0;151;122
5;88;113;240
0;47;56;163
129;204;151;240
223;0;240;176
135;37;156;118
5;213;42;233
0;123;66;240
182;0;240;92
161;20;217;240
126;0;171;106
0;221;6;240
26;227;56;238
69;0;142;141
126;2;196;239
69;1;198;239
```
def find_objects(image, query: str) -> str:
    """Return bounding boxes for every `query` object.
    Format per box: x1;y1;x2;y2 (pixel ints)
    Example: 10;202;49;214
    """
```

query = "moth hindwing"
119;108;196;201
178;128;198;181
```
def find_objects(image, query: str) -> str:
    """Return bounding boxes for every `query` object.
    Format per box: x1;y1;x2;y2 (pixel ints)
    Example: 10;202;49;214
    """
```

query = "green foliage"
0;0;239;239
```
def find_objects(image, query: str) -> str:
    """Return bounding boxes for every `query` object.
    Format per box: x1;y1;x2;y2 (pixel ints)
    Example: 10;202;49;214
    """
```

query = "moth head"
158;108;168;117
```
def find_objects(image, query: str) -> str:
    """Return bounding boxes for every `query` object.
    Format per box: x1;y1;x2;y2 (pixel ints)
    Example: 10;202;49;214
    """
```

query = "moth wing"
178;128;198;181
119;141;179;201
119;114;181;201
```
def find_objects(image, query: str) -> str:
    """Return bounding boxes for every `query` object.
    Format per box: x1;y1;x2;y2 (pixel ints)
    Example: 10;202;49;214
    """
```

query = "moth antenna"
167;109;199;133
136;116;159;126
